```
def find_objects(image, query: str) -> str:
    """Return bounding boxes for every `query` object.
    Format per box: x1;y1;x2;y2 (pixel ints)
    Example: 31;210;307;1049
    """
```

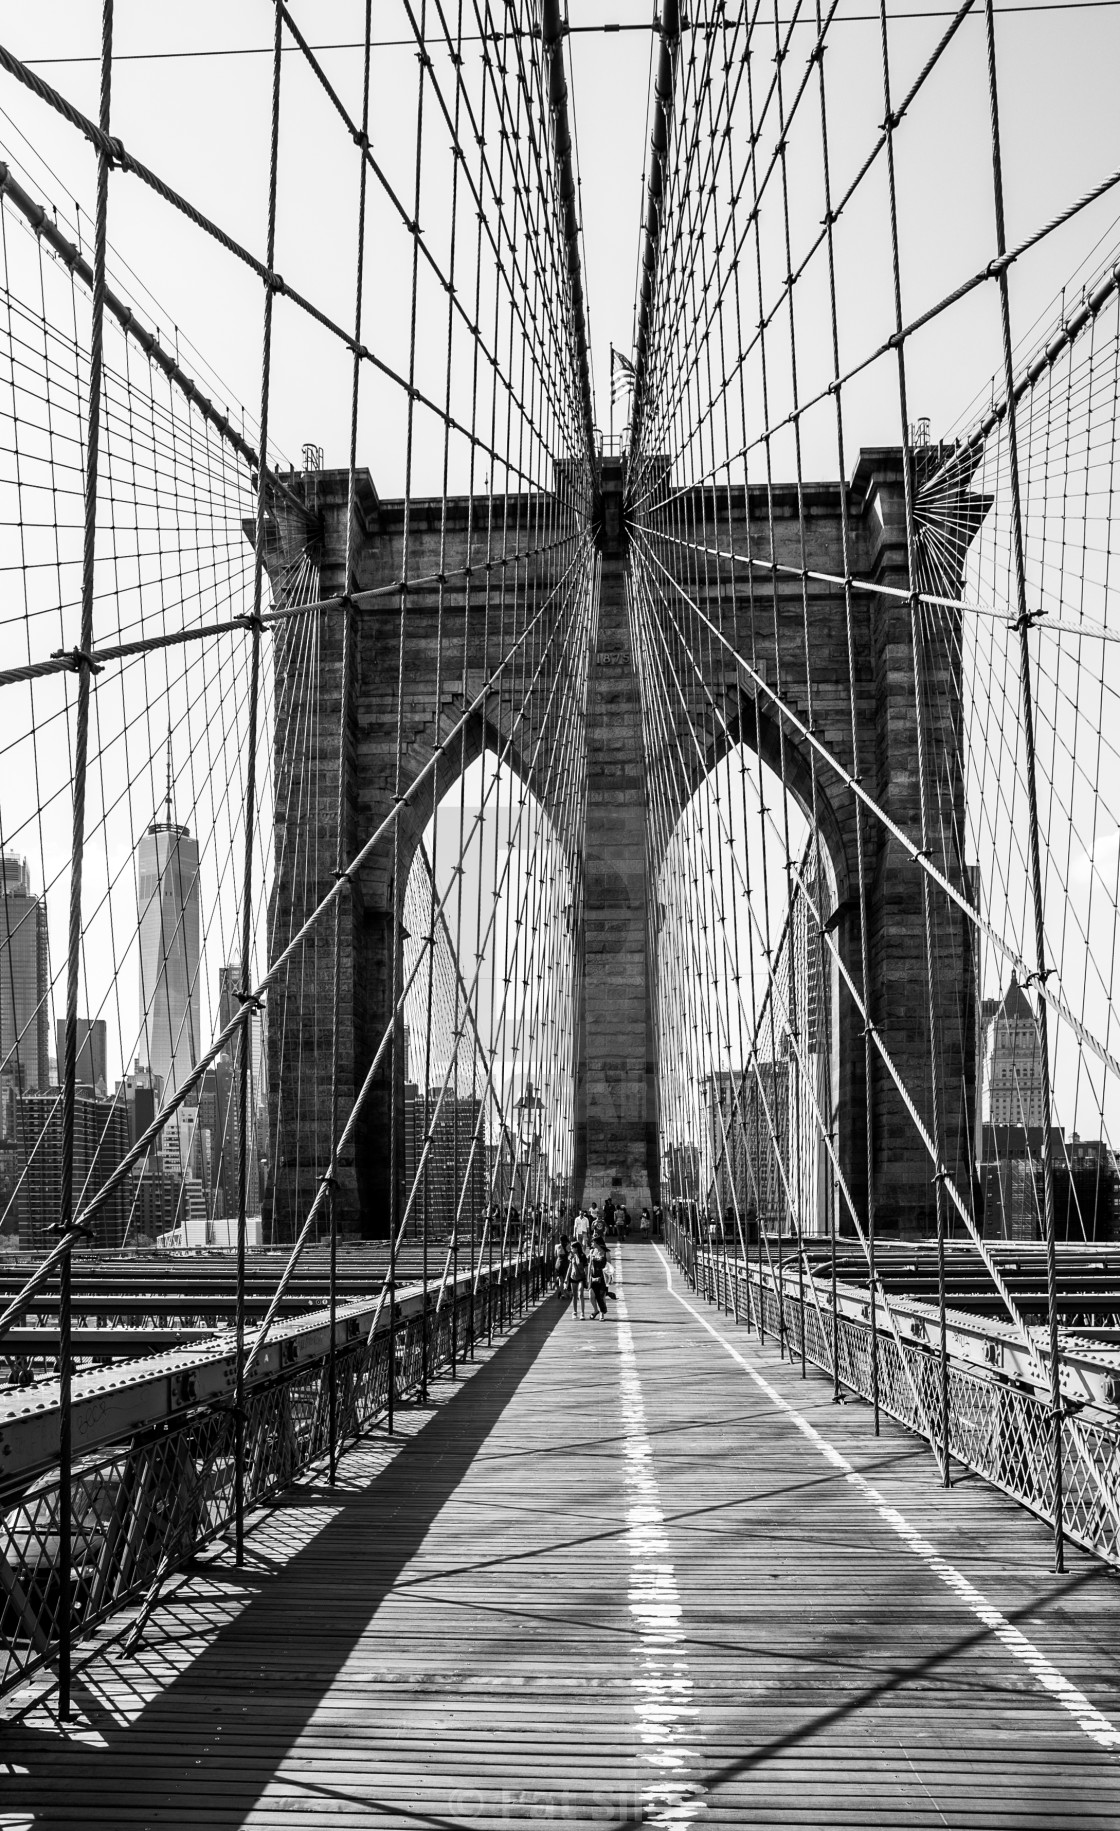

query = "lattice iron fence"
0;1256;544;1697
666;1223;1120;1570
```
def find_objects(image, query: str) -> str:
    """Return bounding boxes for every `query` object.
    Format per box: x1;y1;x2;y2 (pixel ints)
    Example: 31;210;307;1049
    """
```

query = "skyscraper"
0;851;49;1100
216;961;262;1216
137;810;200;1106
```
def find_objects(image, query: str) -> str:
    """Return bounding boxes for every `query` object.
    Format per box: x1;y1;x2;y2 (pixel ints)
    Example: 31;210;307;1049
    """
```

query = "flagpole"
609;343;614;448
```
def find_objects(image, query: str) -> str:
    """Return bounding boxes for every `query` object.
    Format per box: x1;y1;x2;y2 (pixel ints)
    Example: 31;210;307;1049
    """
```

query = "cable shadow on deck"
0;1295;568;1831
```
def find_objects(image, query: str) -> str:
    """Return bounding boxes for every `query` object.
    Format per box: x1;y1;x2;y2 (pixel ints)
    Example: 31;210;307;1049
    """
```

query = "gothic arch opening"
656;743;839;1240
396;746;578;1240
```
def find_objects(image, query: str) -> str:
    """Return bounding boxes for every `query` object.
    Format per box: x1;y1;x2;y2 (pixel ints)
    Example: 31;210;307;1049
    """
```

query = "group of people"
552;1223;613;1319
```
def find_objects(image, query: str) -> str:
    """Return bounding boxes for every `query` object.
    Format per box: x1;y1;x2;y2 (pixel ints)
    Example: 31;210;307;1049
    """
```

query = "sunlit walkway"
5;1248;1120;1828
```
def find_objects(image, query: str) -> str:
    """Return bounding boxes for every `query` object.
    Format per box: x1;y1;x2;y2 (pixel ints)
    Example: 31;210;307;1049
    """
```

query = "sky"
1;0;1119;1158
5;2;1118;480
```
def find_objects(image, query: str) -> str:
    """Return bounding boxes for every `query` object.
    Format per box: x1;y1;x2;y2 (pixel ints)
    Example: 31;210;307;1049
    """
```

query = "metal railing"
0;1253;546;1696
664;1219;1120;1570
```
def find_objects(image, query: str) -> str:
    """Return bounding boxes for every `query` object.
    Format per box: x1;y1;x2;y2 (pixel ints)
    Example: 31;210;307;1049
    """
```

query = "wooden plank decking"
4;1244;1120;1827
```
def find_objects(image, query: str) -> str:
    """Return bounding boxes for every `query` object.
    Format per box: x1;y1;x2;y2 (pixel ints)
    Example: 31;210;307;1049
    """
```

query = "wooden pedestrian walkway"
5;1245;1120;1828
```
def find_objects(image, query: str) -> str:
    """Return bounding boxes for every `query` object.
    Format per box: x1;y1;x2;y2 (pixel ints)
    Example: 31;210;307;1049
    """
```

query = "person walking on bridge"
567;1237;589;1319
588;1232;612;1319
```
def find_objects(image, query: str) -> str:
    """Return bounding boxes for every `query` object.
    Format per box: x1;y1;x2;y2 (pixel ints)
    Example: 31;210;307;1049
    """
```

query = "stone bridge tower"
257;446;980;1241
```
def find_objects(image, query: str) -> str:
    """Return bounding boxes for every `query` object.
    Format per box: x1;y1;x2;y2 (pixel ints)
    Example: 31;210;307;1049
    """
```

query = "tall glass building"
0;851;49;1097
137;820;201;1105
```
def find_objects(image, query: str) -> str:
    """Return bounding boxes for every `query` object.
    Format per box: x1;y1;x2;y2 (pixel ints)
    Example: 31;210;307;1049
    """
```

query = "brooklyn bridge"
2;0;1120;1823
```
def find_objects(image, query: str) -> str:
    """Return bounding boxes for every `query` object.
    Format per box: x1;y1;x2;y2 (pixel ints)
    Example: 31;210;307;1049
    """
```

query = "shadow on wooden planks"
0;1291;569;1831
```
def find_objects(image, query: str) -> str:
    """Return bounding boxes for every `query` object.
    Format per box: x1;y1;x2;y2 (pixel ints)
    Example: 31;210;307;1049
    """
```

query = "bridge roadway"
4;1247;1120;1827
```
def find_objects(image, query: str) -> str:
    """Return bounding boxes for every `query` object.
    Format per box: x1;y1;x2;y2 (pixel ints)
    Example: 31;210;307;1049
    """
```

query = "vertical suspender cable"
878;0;952;1484
329;0;373;1487
236;0;283;1564
57;0;113;1723
982;0;1064;1572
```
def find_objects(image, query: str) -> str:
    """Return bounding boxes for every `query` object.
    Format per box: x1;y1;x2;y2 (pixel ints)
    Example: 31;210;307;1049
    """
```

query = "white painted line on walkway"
615;1251;707;1824
652;1243;1120;1756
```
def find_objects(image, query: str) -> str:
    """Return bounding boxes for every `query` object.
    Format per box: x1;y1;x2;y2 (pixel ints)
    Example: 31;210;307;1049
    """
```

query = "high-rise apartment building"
0;851;49;1102
14;1090;129;1249
137;818;200;1103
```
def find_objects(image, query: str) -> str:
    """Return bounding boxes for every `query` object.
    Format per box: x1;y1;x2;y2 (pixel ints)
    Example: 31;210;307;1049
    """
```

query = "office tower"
56;1016;108;1094
402;1085;487;1234
115;1059;161;1149
982;973;1044;1131
216;962;262;1212
137;807;200;1105
214;1048;260;1220
746;1061;791;1229
0;851;49;1100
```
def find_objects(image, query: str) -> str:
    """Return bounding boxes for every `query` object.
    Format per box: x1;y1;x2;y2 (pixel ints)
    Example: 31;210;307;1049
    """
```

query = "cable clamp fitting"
1020;966;1052;990
235;989;265;1013
47;1218;94;1241
53;645;104;675
239;613;267;634
1011;608;1044;634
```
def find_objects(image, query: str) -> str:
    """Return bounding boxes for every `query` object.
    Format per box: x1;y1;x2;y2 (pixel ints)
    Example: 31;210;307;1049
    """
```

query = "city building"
0;851;49;1104
114;1059;161;1149
403;1084;488;1236
663;1140;701;1204
743;1061;791;1230
55;1016;108;1095
137;808;200;1105
704;1071;747;1217
216;962;264;1215
213;1049;260;1220
13;1091;129;1249
981;973;1043;1132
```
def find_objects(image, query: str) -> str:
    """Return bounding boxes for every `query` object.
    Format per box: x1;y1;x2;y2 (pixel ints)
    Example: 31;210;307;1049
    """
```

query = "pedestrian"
568;1237;589;1318
603;1194;615;1235
639;1206;651;1240
573;1207;590;1247
554;1232;570;1296
588;1233;611;1318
